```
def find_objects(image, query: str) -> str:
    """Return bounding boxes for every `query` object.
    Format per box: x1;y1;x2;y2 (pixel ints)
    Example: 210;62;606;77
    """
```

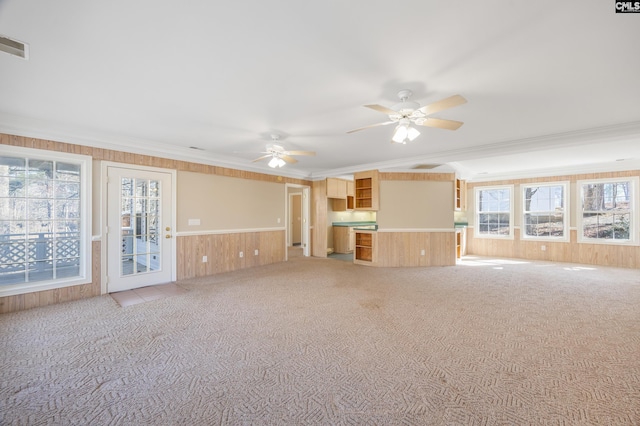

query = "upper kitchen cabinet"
326;177;347;199
354;170;379;211
455;178;466;211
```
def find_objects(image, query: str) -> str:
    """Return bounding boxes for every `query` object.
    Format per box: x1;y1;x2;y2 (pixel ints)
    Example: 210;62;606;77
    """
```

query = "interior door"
107;166;173;292
292;194;302;245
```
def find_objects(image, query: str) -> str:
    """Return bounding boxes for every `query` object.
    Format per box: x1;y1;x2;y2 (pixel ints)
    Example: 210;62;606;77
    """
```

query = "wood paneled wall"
0;241;102;314
379;172;455;182
376;232;456;267
176;231;286;280
1;133;312;186
467;229;640;269
1;133;308;313
311;179;328;258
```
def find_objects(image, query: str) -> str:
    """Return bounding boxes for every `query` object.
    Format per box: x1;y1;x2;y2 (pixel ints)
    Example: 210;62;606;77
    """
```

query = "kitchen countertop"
454;222;468;228
332;221;378;230
332;221;377;227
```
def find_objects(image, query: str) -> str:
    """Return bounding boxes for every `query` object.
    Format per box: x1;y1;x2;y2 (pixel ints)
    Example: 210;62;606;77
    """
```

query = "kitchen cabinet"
354;230;376;265
456;227;467;259
346;180;355;210
326;178;347;199
333;226;354;253
455;178;466;211
354;170;379;211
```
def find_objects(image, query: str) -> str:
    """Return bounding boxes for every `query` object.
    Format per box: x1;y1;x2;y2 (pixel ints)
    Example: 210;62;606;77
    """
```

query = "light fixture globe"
392;123;409;144
268;156;280;168
391;117;420;144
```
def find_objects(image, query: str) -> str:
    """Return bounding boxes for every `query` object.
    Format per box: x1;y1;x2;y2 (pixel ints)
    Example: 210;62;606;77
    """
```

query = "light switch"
188;219;201;226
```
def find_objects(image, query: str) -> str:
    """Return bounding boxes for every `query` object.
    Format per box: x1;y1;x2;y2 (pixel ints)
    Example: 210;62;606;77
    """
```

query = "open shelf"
354;171;379;211
354;231;375;264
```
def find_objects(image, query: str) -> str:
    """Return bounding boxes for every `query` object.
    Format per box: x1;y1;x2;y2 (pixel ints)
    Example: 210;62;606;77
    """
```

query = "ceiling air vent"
412;164;442;170
0;35;29;59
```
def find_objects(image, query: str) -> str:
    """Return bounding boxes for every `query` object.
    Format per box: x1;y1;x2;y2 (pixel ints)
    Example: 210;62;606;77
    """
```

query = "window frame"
474;185;514;240
577;177;638;246
0;145;92;297
521;181;569;242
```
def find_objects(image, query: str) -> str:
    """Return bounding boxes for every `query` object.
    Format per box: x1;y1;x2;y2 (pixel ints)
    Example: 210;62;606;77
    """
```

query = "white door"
107;166;173;292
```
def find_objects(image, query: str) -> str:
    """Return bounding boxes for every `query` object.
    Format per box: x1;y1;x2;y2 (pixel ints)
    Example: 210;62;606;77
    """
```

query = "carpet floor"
1;255;639;425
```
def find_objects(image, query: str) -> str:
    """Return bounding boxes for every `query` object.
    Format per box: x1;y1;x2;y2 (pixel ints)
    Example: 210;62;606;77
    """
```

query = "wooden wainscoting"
376;231;456;267
176;230;286;280
0;241;102;314
466;228;640;269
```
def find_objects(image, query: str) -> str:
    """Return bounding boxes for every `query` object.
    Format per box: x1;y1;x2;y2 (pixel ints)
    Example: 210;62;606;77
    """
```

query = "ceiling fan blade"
347;121;395;134
417;94;467;116
417;117;464;130
281;155;298;164
364;104;399;115
285;151;316;156
251;154;271;163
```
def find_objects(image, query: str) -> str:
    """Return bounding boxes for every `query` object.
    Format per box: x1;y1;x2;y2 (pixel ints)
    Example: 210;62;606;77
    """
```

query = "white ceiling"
1;1;639;181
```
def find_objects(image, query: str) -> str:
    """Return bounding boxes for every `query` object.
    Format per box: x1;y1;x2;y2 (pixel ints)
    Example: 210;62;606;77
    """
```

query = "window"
522;182;568;241
475;186;513;238
578;178;637;244
0;146;91;296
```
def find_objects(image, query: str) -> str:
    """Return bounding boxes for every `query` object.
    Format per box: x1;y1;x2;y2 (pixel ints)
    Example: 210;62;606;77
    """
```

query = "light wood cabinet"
333;226;354;253
333;180;355;211
326;178;347;199
354;170;379;211
347;180;355;210
354;231;377;265
455;178;466;211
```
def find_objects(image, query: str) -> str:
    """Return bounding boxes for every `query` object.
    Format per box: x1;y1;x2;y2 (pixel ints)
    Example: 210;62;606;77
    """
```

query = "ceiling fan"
348;90;467;144
251;135;316;168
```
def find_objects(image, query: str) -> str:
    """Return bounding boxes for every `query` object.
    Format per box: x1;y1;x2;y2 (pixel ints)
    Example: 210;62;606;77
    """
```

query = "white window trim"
576;176;638;246
0;145;92;297
521;181;570;243
474;185;514;240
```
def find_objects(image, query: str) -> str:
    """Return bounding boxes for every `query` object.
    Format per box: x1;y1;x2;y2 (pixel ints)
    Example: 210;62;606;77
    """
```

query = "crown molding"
313;121;640;179
0;115;313;180
3;112;639;182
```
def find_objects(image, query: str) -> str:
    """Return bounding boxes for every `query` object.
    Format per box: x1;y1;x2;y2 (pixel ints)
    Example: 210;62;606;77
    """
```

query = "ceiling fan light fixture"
392;124;408;143
268;155;286;168
392;118;420;144
407;126;420;141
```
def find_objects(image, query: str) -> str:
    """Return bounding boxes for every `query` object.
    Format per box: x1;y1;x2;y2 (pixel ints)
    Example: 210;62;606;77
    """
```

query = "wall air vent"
0;35;29;60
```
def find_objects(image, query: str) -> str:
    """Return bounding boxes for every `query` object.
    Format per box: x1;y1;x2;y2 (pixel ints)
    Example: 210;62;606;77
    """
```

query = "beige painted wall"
177;171;285;232
377;180;454;229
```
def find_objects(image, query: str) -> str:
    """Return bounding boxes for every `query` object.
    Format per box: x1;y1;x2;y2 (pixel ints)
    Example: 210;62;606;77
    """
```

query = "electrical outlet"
202;256;207;263
541;245;546;251
239;251;244;258
254;249;259;256
420;249;425;256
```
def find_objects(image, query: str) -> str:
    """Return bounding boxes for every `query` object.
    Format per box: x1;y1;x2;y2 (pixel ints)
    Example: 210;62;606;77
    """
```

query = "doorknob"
165;235;172;239
166;227;171;231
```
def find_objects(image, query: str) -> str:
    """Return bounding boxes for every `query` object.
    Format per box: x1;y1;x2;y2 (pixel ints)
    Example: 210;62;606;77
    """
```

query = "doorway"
105;165;175;293
286;184;310;258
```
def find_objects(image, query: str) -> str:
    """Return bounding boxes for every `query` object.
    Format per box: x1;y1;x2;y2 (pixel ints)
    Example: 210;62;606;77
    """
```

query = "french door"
106;166;173;292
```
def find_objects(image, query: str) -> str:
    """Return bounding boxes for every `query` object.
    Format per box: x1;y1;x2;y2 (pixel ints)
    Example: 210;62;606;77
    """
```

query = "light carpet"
1;256;639;425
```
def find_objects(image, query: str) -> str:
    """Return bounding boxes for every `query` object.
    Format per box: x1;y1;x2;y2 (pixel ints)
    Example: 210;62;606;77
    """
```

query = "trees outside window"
475;186;513;238
522;183;568;240
578;178;636;243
